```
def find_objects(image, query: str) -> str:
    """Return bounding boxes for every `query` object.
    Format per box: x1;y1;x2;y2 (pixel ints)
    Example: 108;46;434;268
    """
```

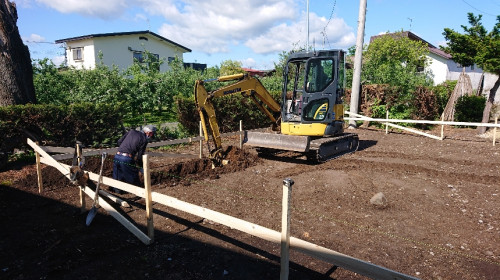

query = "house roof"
369;31;451;59
55;30;191;52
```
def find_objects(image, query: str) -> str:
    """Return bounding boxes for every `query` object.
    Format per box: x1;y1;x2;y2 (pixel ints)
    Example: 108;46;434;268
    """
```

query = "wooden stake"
239;120;243;149
280;178;293;280
494;117;498;146
199;121;203;159
143;154;154;242
77;143;86;213
35;142;43;193
385;110;389;134
441;114;445;140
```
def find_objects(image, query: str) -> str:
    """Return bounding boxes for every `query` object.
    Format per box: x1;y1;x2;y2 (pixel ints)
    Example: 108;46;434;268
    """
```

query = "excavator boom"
194;73;281;162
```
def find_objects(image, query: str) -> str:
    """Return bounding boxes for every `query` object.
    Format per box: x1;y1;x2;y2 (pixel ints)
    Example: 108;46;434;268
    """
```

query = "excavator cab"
281;50;346;137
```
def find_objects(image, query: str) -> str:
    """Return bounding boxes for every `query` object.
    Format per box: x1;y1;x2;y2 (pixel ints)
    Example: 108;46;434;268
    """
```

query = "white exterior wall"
427;53;448;85
64;33;186;72
426;53;449;86
65;39;96;69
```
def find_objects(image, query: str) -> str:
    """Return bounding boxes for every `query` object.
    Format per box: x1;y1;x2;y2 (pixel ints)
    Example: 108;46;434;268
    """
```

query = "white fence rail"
346;111;500;144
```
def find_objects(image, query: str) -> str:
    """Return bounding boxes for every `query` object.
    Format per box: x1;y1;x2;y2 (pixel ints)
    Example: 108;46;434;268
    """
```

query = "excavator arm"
194;73;281;163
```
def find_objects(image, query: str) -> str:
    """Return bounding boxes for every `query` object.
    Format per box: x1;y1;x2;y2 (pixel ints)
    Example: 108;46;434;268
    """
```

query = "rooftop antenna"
407;17;413;30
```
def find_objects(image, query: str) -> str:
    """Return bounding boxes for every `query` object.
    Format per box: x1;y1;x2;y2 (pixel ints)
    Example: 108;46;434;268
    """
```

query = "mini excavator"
195;49;359;165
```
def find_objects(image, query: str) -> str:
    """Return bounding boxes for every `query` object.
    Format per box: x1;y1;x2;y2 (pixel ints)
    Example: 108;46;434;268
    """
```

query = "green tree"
441;13;500;134
33;58;72;105
362;31;434;119
219;60;244;76
363;32;433;91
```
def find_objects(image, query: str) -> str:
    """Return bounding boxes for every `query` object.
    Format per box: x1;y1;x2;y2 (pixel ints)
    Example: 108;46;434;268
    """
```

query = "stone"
370;192;388;208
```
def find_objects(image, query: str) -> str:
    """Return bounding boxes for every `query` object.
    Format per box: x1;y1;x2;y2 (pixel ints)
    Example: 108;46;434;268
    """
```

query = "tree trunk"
0;0;36;106
477;75;500;134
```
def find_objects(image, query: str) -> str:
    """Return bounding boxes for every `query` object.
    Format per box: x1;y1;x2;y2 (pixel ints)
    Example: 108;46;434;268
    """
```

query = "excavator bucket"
244;131;310;152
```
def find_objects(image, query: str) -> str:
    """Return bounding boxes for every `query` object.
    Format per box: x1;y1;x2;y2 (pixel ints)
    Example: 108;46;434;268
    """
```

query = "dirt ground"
1;126;499;280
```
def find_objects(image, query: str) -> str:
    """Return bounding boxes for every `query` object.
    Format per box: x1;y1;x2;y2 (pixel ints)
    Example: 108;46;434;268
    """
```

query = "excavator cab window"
284;60;306;122
303;98;329;121
306;58;334;93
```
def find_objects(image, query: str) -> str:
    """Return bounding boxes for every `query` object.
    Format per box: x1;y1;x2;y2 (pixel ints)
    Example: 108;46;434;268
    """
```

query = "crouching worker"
111;125;156;193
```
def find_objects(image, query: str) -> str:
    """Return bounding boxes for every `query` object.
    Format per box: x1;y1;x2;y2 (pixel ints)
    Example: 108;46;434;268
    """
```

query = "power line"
322;0;337;49
323;0;337;31
461;0;497;17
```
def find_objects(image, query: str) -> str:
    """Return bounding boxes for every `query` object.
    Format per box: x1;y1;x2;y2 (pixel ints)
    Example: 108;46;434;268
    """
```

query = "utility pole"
306;0;310;50
349;0;367;128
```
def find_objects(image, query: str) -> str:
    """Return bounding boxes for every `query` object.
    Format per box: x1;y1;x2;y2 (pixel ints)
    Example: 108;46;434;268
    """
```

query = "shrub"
455;95;486;122
0;103;124;155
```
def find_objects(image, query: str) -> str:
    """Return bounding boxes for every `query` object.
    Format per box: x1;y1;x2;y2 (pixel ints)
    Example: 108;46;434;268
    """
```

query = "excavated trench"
15;146;260;189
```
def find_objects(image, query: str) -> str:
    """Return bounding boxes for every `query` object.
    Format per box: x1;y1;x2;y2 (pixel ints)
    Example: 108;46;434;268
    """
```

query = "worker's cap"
143;125;157;133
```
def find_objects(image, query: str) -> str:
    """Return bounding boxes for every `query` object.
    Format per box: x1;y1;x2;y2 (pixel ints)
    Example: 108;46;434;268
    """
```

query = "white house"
55;30;191;72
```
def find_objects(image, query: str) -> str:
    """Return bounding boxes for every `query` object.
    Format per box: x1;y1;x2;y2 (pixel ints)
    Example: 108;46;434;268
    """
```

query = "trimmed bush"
0;103;124;154
455;95;486;123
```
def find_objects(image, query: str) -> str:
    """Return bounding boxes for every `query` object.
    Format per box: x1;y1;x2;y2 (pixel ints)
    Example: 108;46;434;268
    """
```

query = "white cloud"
52;55;66;66
35;0;130;19
240;58;256;69
246;12;355;54
23;33;45;43
154;0;297;54
27;0;355;57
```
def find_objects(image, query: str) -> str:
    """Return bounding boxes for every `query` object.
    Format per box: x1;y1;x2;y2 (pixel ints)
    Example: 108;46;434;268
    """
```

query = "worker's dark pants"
112;154;140;186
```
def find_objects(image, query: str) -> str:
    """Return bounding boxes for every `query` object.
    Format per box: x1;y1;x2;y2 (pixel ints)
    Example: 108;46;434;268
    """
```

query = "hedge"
0;103;124;153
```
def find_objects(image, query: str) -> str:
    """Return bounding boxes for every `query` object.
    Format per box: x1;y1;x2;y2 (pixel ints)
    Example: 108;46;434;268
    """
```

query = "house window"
133;51;160;70
133;51;145;63
72;48;83;61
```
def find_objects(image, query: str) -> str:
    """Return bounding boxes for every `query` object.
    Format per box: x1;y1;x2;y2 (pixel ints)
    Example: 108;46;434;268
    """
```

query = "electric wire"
321;0;337;49
461;0;498;17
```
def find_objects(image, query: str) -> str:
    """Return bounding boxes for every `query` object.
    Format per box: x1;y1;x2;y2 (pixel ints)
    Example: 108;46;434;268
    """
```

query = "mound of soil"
150;146;260;187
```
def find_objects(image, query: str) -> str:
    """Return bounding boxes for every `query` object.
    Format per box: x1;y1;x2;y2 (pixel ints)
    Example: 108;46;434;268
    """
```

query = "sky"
13;0;500;70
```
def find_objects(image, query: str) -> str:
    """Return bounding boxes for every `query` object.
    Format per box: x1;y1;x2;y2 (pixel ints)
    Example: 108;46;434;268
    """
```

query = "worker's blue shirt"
117;129;148;165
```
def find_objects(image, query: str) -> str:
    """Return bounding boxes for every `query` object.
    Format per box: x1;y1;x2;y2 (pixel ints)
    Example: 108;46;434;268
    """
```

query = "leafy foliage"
455;95;486;122
363;32;433;96
441;13;500;75
0;103;123;152
345;31;447;124
442;13;500;131
220;60;245;76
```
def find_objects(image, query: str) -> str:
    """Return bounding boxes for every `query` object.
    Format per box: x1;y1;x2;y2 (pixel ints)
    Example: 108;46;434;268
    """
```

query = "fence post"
385;110;389;134
239;120;243;149
493;117;498;146
143;154;154;244
280;178;294;280
77;143;86;213
35;142;43;193
199;121;203;159
441;115;445;140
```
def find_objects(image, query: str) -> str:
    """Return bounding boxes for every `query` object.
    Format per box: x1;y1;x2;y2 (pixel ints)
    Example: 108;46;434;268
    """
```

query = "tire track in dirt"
360;150;499;171
271;156;500;187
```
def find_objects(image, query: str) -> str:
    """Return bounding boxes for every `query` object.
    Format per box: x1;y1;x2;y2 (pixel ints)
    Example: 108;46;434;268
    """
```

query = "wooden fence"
27;137;418;280
346;111;500;145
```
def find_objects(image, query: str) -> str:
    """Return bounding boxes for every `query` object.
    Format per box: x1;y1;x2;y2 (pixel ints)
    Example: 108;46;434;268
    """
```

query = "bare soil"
1;127;499;279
